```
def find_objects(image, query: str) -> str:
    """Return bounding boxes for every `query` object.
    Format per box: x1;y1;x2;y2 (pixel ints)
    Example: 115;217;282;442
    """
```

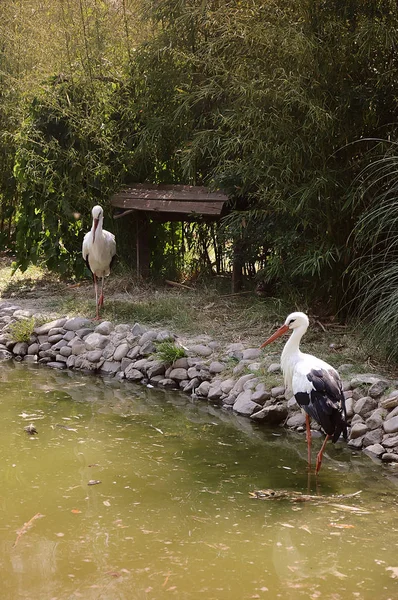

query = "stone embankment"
1;302;398;465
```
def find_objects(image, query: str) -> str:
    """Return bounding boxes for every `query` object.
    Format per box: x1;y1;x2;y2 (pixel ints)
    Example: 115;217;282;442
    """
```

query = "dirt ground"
0;255;390;375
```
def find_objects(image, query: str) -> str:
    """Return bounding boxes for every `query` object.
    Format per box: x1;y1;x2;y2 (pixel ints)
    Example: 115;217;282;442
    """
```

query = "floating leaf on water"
329;523;355;529
103;500;111;507
280;523;295;528
71;509;82;514
55;532;65;537
87;480;101;486
386;566;398;578
299;525;312;534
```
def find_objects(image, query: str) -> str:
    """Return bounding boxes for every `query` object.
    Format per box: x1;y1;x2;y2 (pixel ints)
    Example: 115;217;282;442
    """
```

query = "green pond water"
0;363;397;600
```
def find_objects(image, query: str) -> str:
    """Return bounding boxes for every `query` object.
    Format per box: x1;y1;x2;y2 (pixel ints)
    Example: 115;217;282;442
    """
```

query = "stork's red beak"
260;323;289;348
92;218;99;243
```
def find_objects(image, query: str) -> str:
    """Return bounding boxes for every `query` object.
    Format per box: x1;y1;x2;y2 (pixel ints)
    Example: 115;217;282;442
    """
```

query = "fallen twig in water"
13;513;44;548
249;489;362;504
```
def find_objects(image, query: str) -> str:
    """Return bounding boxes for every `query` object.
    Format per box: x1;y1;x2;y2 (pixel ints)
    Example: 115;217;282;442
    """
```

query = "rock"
169;368;188;381
353;396;378;417
247;362;262;373
286;413;306;428
124;366;145;381
140;340;156;355
196;381;211;397
63;317;92;331
345;397;355;419
380;391;398;410
55;354;67;363
127;346;141;360
368;380;389;398
147;362;165;379
251;402;288;424
138;330;158;345
157;378;177;389
209;361;226;374
383;416;398;434
347;436;364;449
187;366;201;379
102;343;115;360
381;435;398;449
223;394;237;406
93;321;113;335
233;391;260;416
363;428;383;447
232;374;255;395
350;422;368;439
84;333;109;351
27;342;39;355
23;355;37;363
75;328;93;339
121;357;133;371
156;330;175;342
59;346;72;358
86;350;103;363
287;397;300;411
243;378;259;391
208;382;223;402
100;361;121;375
271;386;285;398
172;357;189;369
252;390;271;404
71;340;86;356
366;408;387;430
220;378;235;394
384;405;398;421
0;349;13;361
268;363;281;373
189;344;212;357
364;444;385;457
133;358;150;371
351;413;364;424
242;348;261;360
226;342;245;354
183;378;200;392
52;339;68;351
47;361;67;370
381;452;398;463
114;323;131;334
48;334;64;344
34;318;67;335
350;373;387;387
63;331;76;342
66;355;76;368
13;342;28;356
131;323;146;336
113;343;129;362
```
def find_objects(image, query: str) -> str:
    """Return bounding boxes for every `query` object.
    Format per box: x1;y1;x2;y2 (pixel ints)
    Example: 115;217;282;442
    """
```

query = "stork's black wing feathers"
295;368;347;443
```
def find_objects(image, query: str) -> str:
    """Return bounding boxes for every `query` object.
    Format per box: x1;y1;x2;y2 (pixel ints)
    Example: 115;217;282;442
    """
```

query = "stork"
82;205;116;320
261;312;347;474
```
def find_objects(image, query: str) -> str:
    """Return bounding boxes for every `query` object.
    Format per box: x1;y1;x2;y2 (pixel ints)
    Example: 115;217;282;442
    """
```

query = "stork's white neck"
281;324;308;390
92;216;103;240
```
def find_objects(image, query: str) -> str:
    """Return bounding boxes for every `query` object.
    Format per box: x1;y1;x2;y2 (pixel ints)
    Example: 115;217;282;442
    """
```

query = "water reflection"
0;362;397;599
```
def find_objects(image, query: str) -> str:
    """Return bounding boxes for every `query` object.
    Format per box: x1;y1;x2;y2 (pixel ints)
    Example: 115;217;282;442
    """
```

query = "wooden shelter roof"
111;183;228;219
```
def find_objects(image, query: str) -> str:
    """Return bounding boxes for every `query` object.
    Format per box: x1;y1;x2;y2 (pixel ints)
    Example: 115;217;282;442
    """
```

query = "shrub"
154;341;186;364
8;316;36;342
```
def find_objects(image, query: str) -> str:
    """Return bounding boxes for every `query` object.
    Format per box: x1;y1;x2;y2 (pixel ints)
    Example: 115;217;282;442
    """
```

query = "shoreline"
1;301;398;468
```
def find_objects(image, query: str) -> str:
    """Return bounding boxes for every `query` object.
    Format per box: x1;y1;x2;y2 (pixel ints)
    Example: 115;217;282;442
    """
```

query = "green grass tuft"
154;341;186;364
8;317;36;343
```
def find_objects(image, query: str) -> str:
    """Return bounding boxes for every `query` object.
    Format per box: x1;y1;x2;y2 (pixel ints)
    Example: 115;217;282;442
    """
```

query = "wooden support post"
232;239;243;292
136;213;151;278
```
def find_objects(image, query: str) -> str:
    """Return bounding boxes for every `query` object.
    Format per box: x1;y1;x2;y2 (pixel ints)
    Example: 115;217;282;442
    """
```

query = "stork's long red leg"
305;414;312;470
98;276;105;308
93;274;101;320
315;434;331;474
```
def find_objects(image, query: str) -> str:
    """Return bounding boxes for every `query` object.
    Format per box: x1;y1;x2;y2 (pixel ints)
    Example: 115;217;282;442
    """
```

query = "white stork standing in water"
82;205;116;320
260;312;347;474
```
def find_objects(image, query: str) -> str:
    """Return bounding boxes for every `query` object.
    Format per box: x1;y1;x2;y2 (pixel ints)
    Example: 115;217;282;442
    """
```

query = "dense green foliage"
1;0;398;352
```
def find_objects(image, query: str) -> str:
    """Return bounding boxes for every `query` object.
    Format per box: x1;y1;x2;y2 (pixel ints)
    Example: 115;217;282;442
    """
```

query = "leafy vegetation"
154;341;186;365
8;317;36;343
1;1;398;355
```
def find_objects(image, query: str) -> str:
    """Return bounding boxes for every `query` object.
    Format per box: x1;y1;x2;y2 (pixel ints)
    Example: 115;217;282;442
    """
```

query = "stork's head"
91;205;103;242
260;311;309;348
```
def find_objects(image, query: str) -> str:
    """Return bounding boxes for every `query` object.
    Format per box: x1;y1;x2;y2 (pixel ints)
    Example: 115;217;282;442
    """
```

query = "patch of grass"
154;341;186;364
8;316;36;342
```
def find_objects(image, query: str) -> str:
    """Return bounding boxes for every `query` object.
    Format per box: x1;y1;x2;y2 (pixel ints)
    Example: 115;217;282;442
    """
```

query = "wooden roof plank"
112;197;224;216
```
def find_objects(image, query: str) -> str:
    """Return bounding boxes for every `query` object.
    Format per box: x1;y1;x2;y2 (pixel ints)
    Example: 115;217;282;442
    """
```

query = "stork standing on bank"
82;205;116;320
261;312;347;474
